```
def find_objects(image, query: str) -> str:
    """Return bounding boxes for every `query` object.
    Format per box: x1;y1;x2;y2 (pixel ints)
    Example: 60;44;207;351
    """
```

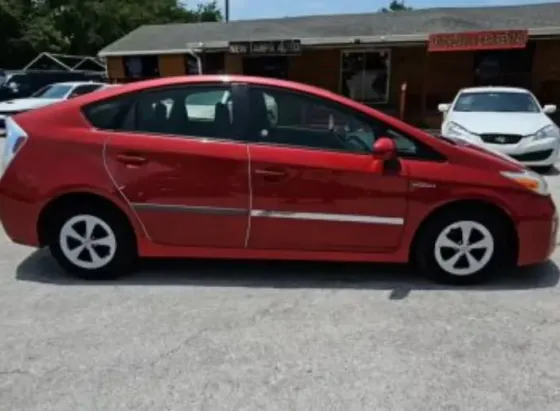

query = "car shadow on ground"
15;248;560;300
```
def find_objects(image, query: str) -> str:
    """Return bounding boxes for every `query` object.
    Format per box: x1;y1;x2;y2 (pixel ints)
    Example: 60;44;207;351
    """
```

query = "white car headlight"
501;169;549;196
444;122;477;139
530;124;560;141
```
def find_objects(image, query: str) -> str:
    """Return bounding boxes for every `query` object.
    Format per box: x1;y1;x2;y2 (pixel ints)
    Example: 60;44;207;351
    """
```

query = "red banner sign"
428;30;528;52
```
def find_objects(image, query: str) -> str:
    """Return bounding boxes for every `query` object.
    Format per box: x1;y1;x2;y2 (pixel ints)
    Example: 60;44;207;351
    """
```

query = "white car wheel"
59;214;117;270
434;220;494;276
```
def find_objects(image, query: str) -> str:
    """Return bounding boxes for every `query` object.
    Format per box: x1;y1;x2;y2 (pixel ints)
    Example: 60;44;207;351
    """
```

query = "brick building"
98;2;560;127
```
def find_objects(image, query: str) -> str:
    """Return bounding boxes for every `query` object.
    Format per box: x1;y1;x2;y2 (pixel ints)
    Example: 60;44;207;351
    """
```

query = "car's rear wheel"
415;210;513;285
48;205;136;280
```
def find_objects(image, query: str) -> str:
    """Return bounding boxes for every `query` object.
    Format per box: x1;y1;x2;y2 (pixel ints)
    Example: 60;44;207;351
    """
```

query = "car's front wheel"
415;210;513;285
48;205;136;280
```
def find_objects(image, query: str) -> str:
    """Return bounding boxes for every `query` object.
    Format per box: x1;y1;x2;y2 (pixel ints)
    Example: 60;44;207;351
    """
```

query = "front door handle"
116;154;147;165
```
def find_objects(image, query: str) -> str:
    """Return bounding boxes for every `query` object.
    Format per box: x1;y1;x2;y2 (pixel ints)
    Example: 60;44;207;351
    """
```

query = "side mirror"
438;103;450;113
543;104;557;114
372;137;397;160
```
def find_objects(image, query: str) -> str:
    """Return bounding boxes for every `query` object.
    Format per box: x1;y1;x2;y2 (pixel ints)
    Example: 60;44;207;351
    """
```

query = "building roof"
99;2;560;56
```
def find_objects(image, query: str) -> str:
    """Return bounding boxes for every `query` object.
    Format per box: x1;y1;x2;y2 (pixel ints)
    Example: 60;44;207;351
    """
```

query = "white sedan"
0;81;111;134
439;86;559;169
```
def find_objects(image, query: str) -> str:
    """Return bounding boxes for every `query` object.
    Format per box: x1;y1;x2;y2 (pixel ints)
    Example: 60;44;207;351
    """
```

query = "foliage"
380;0;413;12
0;0;222;69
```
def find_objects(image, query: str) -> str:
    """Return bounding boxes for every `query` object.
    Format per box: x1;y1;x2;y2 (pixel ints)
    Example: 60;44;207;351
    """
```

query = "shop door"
474;42;535;88
242;56;289;79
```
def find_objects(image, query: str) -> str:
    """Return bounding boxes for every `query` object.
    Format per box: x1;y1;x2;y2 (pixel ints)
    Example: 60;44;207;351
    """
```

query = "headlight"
445;122;476;139
501;169;549;196
530;124;560;141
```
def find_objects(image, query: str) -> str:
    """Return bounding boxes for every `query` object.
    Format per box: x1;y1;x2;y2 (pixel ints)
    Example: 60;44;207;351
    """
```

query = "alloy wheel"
434;220;494;276
59;214;117;270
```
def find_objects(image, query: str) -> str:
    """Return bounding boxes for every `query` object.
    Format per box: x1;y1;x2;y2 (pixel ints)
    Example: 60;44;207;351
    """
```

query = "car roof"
459;86;531;94
80;75;355;106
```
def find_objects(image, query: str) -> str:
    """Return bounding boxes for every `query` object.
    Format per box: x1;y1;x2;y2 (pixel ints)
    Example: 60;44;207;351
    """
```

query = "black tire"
414;209;514;285
47;203;137;280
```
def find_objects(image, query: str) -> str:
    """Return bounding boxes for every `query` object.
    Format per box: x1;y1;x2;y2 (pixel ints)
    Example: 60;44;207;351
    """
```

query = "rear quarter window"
82;97;132;130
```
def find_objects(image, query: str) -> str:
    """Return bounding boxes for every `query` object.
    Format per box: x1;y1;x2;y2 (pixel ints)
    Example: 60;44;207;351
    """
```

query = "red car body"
0;75;556;283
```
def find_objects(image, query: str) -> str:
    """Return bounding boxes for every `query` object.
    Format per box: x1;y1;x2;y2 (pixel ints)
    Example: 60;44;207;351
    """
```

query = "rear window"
82;98;132;130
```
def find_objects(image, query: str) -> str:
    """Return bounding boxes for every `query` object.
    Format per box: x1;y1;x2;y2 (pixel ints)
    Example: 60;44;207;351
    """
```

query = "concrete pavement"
0;141;560;410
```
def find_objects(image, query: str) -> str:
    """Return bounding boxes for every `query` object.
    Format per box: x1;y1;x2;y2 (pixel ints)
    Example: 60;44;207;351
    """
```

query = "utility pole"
225;0;230;22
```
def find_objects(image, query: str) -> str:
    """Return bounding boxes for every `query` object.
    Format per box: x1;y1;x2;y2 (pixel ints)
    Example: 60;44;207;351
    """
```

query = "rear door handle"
254;168;286;177
116;154;147;165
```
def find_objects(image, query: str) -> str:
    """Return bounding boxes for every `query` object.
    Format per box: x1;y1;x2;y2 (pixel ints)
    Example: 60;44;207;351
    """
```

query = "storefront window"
123;56;160;80
340;50;390;104
185;53;225;75
474;43;534;88
203;53;225;74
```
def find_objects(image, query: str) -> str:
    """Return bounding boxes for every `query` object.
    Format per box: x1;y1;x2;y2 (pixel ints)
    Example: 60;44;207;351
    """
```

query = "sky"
206;0;559;20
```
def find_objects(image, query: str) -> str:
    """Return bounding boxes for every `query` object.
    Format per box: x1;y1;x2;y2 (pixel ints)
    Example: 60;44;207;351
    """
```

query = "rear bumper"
0;187;41;247
517;212;558;266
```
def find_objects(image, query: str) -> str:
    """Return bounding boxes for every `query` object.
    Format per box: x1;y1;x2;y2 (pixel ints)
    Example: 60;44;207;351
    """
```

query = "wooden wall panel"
105;57;124;81
388;46;426;105
532;39;560;103
289;49;340;93
225;54;242;74
158;54;186;76
425;50;474;100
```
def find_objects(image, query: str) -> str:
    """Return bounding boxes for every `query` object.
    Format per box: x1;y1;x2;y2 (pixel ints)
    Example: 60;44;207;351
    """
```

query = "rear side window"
82;98;132;130
122;84;237;140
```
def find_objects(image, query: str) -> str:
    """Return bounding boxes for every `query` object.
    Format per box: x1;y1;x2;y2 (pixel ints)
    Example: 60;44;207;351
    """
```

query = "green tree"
0;0;222;69
381;0;412;12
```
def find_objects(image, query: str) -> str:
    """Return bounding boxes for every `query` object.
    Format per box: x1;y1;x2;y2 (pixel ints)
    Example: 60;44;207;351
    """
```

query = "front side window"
340;50;390;105
245;86;444;160
453;91;541;113
246;86;378;154
128;85;235;140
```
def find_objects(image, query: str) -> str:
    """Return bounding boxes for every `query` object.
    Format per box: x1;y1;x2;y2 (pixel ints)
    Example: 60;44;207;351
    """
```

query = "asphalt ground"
1;139;560;410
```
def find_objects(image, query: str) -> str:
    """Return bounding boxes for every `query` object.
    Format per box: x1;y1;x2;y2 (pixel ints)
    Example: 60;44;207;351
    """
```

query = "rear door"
95;82;250;248
241;84;410;253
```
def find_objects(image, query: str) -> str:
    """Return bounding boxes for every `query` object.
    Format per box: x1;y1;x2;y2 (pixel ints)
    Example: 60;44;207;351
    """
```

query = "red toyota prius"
0;75;556;285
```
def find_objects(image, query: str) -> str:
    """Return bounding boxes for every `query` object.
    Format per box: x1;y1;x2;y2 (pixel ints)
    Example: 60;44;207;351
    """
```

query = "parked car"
0;75;556;285
439;86;560;170
0;70;106;103
0;81;110;133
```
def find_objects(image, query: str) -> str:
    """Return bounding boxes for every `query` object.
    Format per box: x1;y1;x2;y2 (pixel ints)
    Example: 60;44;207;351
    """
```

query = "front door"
103;82;250;248
242;85;409;252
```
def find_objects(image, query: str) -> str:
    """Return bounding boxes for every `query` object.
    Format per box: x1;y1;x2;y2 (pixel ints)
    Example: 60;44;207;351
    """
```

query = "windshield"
453;91;541;113
34;84;73;99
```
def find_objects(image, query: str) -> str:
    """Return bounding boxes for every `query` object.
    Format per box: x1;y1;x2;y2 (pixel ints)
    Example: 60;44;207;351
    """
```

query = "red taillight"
2;117;28;173
12;136;26;154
